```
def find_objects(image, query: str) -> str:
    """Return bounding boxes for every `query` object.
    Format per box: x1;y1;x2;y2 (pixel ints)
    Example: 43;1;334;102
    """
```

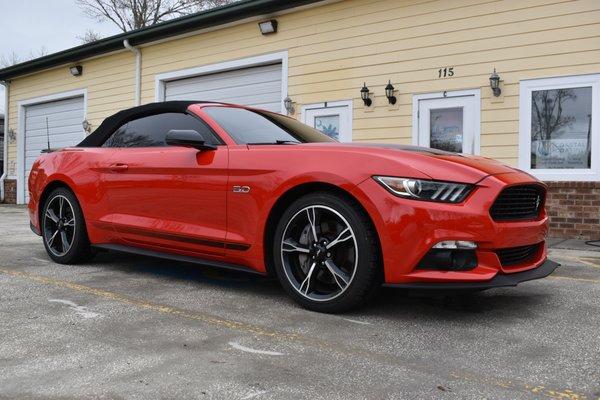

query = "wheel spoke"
324;259;350;290
326;227;353;249
282;239;310;253
64;218;75;227
60;231;69;253
45;209;59;223
306;207;318;241
47;230;60;246
299;262;317;295
59;197;64;218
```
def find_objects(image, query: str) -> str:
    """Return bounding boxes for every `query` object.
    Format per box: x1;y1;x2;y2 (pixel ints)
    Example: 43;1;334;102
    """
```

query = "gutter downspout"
0;80;9;203
123;39;141;106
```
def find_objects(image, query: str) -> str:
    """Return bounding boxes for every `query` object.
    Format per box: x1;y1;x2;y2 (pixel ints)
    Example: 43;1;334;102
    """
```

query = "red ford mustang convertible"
28;101;558;312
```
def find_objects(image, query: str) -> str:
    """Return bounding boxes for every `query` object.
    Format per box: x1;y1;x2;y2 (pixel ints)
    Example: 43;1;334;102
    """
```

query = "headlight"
373;176;473;203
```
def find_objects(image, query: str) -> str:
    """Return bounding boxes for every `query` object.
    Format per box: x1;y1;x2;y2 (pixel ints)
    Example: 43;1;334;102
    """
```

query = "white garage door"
24;96;85;201
164;63;282;112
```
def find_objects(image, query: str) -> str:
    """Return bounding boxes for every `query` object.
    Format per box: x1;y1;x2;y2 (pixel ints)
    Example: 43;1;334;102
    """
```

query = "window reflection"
430;107;463;153
531;86;592;169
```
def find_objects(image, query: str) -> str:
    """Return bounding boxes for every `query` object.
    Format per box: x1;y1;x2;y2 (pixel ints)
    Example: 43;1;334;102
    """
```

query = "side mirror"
165;130;217;151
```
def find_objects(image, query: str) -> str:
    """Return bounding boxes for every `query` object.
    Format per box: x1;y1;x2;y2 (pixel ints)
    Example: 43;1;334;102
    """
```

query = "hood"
305;142;521;184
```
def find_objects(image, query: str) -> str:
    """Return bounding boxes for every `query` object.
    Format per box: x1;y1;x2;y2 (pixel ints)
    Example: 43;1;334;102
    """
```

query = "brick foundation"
546;182;600;240
3;179;16;204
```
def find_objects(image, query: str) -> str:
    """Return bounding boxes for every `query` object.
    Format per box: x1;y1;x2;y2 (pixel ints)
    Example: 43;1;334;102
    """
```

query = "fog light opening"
433;240;477;250
417;247;478;271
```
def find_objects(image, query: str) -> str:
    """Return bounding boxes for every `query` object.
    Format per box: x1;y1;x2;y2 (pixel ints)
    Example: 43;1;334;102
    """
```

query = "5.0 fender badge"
233;185;251;193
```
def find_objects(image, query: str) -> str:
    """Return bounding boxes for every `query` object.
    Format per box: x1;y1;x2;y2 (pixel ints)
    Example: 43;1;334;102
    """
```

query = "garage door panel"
26;111;85;128
165;64;281;91
165;63;282;112
23;96;85;202
192;89;281;105
169;80;281;101
25;133;84;149
24;124;84;138
248;101;283;111
24;98;83;118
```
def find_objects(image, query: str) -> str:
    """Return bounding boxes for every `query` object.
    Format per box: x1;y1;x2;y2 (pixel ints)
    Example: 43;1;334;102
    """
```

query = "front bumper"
383;259;559;290
353;171;550;284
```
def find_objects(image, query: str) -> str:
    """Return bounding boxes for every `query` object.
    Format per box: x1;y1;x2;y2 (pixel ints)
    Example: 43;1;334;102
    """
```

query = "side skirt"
92;244;265;276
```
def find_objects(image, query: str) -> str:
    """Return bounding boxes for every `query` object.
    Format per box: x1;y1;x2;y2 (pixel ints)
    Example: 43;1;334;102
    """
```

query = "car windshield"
203;106;336;145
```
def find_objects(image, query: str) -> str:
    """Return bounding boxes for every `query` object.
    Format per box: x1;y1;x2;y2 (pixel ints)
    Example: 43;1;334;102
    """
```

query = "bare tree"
531;89;576;141
76;0;235;32
1;47;48;68
77;29;104;44
0;51;21;68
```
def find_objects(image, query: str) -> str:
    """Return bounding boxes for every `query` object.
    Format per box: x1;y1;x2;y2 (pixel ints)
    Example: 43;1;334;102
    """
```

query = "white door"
164;63;283;112
303;101;353;142
23;96;85;201
415;92;480;154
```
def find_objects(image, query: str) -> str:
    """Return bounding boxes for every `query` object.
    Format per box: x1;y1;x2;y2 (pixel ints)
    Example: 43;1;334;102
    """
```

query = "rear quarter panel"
28;148;116;243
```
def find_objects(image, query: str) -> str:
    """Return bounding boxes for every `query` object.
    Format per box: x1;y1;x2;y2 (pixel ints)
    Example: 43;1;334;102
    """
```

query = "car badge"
233;185;251;193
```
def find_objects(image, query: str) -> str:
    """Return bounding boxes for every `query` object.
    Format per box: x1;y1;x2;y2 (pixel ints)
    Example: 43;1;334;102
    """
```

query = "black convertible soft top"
77;101;205;147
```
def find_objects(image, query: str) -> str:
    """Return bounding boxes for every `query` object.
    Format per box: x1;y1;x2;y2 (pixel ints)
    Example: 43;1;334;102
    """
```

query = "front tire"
273;192;380;313
41;187;93;264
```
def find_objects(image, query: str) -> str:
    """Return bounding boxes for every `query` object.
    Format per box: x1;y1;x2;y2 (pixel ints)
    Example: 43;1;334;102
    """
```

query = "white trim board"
519;74;600;182
411;89;481;155
16;88;87;204
155;51;288;114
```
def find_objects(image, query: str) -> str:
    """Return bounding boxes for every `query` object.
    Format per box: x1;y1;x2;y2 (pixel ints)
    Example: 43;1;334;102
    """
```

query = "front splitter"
383;259;559;290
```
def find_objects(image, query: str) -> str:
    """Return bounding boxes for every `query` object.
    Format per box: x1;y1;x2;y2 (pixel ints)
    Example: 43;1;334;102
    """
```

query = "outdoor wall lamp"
258;19;278;35
69;65;83;76
283;96;295;115
385;80;397;105
360;83;372;106
489;68;501;97
82;120;92;134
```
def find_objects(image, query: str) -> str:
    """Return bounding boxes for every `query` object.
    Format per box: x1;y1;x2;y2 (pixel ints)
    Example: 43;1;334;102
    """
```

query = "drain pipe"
123;39;141;106
0;80;9;203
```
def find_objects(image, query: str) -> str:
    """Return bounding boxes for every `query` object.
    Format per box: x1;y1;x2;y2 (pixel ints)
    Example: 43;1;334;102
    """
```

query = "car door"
102;112;228;257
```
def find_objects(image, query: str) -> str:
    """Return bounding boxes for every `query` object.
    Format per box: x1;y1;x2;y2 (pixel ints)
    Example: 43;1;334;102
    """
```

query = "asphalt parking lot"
0;205;598;399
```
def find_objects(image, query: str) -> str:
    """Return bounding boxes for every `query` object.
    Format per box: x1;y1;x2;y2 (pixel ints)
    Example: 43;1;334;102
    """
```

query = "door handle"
109;163;129;172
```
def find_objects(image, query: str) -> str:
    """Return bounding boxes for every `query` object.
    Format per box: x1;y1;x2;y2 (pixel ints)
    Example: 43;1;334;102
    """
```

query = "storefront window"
519;74;599;181
530;87;592;170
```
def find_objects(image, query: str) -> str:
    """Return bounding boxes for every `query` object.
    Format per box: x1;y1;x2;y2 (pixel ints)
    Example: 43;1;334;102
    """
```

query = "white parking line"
342;318;372;325
229;341;283;356
48;299;100;319
241;390;268;399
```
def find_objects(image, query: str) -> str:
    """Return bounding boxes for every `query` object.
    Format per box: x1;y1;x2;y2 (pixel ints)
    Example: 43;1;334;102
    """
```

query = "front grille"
495;243;541;266
490;185;545;221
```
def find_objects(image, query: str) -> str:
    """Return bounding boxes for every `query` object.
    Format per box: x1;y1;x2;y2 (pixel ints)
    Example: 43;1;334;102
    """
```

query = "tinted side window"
102;113;218;148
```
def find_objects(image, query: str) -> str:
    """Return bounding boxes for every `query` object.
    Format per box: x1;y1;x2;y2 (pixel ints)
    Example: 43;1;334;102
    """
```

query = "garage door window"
102;113;218;147
519;74;600;181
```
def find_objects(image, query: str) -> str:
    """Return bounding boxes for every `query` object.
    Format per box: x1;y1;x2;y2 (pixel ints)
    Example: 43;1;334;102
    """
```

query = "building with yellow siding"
1;0;599;238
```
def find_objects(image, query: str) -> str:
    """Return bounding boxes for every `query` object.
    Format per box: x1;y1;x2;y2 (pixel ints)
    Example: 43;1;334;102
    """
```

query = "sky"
0;0;120;114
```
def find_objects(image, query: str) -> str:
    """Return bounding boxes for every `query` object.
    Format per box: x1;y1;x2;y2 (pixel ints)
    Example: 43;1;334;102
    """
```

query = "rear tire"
272;192;380;313
41;187;94;264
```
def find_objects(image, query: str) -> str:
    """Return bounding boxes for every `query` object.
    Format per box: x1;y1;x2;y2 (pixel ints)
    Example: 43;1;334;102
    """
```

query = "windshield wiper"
247;140;300;145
